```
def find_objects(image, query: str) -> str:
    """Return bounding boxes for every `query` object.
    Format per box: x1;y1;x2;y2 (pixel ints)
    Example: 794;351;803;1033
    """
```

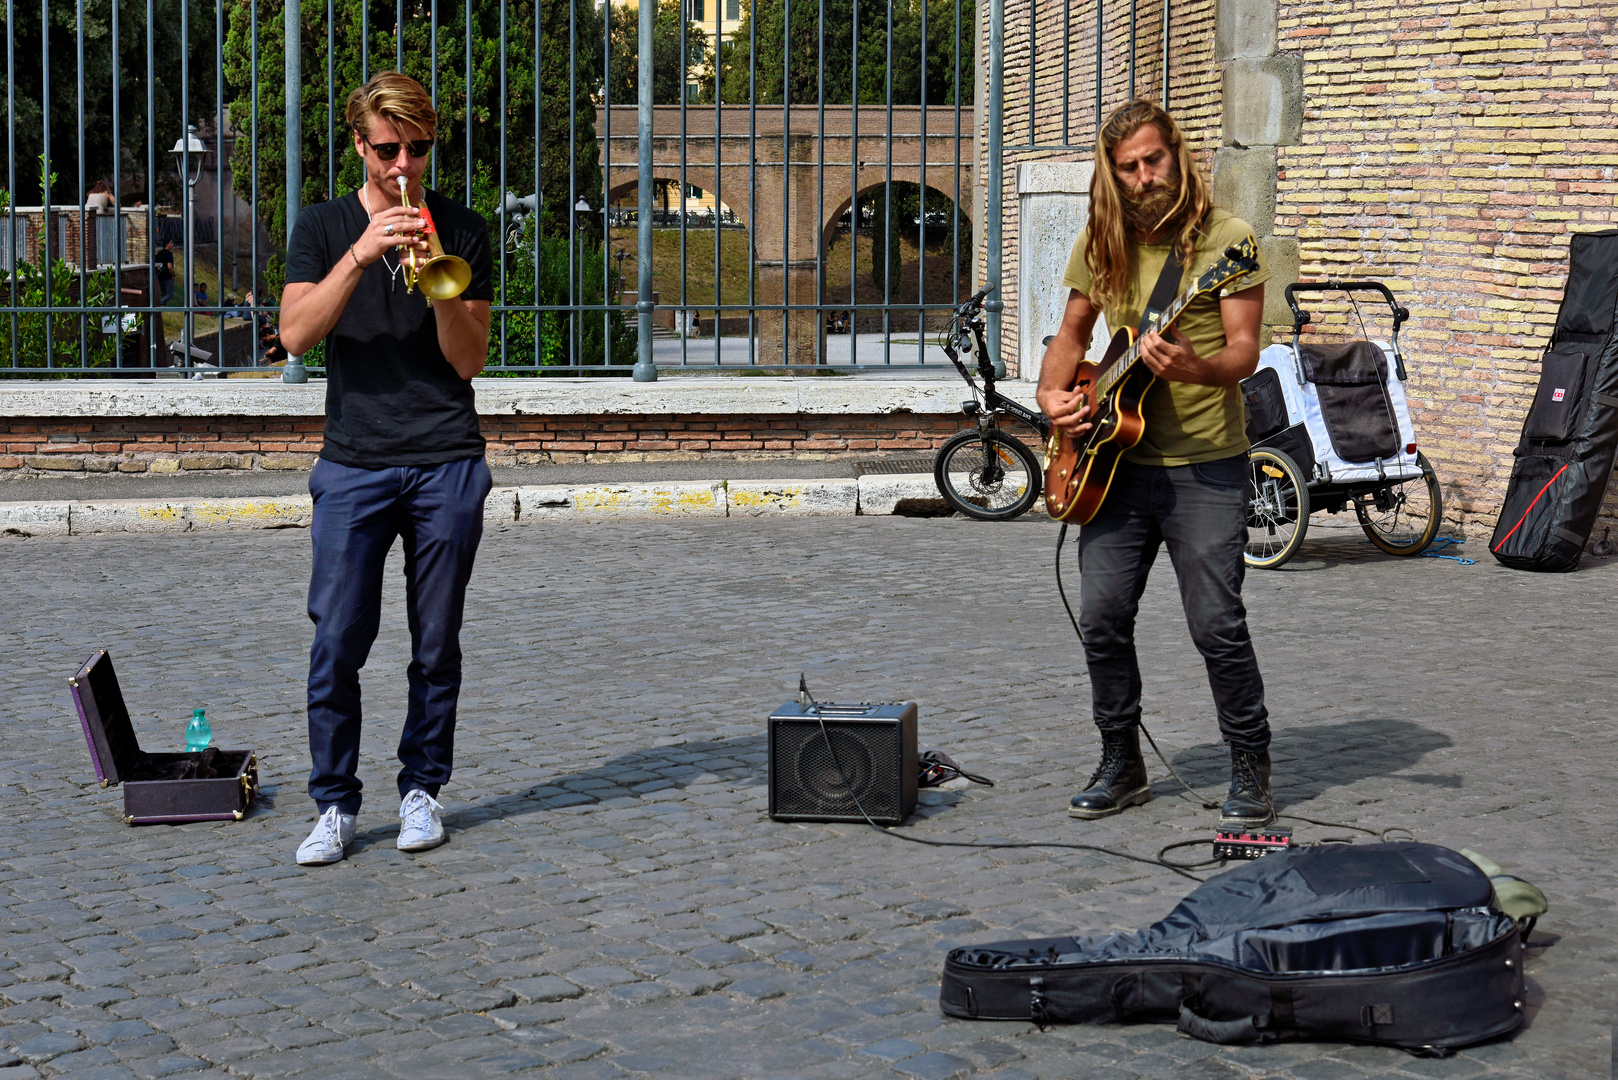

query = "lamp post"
170;125;207;372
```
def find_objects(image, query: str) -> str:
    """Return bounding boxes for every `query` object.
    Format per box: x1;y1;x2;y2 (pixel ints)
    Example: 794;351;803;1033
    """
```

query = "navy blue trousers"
1078;455;1271;755
306;455;492;814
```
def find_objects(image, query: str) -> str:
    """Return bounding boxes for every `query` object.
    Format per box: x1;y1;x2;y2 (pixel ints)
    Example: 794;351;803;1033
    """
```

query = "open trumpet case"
69;649;259;825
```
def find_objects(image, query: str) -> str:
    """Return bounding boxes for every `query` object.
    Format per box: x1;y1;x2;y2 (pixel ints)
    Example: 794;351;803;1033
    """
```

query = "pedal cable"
800;675;1205;882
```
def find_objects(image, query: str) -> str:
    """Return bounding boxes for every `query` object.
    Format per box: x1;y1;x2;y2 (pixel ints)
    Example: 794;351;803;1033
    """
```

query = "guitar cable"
799;675;1206;882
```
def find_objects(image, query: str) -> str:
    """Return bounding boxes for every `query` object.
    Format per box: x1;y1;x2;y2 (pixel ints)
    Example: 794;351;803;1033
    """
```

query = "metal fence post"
282;0;308;383
632;0;656;382
983;0;1005;364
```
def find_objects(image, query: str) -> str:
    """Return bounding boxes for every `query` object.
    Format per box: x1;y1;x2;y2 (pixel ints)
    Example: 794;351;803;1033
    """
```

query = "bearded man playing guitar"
1036;100;1276;828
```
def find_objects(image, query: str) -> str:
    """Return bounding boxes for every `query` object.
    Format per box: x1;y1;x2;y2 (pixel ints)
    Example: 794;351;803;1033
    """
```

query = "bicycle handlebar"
955;283;996;317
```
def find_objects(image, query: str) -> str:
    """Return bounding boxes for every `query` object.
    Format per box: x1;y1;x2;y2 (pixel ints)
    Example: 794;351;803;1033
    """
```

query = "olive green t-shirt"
1061;208;1270;466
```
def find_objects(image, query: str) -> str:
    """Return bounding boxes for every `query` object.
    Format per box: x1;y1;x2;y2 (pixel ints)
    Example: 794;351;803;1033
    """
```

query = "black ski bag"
940;843;1524;1053
1489;228;1618;571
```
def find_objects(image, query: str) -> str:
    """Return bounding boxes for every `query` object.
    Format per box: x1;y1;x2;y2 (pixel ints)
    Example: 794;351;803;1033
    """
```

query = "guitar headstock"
1193;235;1262;298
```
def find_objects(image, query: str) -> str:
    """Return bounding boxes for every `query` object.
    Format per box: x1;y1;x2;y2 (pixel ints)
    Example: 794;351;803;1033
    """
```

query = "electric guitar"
1043;237;1261;523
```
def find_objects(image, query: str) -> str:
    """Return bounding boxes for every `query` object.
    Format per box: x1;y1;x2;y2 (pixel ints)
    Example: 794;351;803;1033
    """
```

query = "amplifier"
768;701;917;826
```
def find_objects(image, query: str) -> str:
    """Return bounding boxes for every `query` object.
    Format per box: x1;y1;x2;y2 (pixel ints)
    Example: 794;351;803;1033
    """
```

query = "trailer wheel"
1357;452;1443;556
1245;448;1310;570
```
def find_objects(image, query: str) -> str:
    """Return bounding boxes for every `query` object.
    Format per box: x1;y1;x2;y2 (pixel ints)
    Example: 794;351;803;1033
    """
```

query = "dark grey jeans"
1077;454;1270;754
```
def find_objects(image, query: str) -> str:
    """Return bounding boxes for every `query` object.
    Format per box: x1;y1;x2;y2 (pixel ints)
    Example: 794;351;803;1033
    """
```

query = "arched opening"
822;182;973;338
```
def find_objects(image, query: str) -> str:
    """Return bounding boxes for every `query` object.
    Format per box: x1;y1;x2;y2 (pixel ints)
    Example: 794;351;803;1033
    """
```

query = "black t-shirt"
154;248;174;281
285;189;493;469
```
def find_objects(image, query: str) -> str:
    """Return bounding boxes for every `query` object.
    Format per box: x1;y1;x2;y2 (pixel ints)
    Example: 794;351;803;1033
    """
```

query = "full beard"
1120;176;1184;240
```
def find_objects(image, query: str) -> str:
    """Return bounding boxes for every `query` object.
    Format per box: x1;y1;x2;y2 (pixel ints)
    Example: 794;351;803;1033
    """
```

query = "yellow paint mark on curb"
572;488;634;512
730;487;806;509
650;488;720;513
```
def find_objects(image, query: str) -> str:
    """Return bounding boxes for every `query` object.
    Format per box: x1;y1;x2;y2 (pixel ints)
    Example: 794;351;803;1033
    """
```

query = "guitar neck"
1095;287;1195;398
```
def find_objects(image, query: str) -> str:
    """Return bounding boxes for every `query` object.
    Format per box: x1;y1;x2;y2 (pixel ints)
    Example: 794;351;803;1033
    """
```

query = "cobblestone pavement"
1;518;1613;1080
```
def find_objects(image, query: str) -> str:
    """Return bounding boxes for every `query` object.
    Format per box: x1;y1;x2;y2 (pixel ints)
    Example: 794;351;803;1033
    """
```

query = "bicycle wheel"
1356;451;1443;556
1245;447;1310;569
933;428;1042;521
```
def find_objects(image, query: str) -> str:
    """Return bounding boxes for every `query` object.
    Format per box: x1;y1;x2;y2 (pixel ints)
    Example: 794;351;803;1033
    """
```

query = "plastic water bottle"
185;708;211;752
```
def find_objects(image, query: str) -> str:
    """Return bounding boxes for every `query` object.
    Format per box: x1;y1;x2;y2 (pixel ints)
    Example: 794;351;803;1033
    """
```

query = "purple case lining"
70;673;110;787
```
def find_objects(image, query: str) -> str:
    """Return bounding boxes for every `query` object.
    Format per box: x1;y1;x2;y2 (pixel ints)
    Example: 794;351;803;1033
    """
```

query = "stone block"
1257;236;1301;328
1222;54;1304;148
0;502;71;538
1212;147;1278;235
856;474;950;516
25;455;84;471
502;976;583;1003
68;496;313;534
1216;0;1277;60
726;479;859;517
148;458;181;474
258;453;317;470
1017;163;1114;384
483;488;518;526
511;482;727;520
178;454;242;471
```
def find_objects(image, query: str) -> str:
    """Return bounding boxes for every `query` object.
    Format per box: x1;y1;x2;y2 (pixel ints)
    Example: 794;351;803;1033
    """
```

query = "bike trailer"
1489;229;1618;572
940;843;1525;1054
1241;282;1425;492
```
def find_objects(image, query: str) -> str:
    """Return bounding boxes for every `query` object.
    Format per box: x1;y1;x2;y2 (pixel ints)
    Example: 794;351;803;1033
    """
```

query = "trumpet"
396;176;472;302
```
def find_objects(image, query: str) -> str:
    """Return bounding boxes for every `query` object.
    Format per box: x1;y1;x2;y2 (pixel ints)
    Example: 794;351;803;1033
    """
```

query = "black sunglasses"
359;133;434;160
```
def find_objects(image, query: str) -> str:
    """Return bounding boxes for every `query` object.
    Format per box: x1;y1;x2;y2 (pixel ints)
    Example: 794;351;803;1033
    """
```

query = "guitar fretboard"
1094;285;1199;399
1081;239;1259;400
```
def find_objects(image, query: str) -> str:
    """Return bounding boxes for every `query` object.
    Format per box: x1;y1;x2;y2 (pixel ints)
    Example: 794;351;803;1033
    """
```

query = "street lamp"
170;125;208;371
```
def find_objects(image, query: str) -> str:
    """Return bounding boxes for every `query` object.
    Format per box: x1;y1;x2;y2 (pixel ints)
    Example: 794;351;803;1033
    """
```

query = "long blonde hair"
1084;101;1213;312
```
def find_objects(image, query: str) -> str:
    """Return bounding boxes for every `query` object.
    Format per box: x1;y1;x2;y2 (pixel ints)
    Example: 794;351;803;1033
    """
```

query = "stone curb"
0;476;972;535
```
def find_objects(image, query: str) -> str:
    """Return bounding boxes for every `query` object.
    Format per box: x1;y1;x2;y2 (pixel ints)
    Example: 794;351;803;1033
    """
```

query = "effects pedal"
1212;825;1292;860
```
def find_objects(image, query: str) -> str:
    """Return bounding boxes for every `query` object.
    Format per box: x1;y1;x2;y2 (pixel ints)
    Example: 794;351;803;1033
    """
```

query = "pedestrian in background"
154;239;176;306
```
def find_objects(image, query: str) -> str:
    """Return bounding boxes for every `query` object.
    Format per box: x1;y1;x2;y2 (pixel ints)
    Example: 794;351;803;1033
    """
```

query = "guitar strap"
1137;244;1187;336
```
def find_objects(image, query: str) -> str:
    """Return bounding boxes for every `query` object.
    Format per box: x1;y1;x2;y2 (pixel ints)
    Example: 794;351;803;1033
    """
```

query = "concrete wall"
1015;162;1110;384
0;379;1039;475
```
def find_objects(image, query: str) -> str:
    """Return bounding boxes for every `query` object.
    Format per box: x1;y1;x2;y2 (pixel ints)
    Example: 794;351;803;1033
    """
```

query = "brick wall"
0;413;975;475
990;0;1222;378
1274;0;1618;536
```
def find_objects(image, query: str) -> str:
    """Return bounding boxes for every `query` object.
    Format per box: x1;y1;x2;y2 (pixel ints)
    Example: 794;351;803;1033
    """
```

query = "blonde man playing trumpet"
281;72;494;866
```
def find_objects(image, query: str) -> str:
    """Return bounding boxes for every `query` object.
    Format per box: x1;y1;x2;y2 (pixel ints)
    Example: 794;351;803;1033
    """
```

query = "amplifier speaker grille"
767;702;917;825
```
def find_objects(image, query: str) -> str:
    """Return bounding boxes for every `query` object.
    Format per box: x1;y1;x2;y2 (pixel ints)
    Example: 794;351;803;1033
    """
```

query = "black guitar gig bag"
940;843;1525;1055
1490;228;1618;570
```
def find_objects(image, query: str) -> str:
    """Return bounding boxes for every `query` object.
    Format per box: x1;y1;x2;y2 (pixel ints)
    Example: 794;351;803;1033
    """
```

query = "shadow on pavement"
445;734;768;831
1161;717;1460;804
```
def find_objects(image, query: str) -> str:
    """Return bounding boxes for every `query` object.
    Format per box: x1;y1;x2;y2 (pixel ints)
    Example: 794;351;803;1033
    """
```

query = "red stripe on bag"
1492;463;1570;552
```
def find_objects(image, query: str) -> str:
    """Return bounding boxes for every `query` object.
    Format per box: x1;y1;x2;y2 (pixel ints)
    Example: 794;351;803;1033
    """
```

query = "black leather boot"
1069;727;1150;819
1220;748;1275;827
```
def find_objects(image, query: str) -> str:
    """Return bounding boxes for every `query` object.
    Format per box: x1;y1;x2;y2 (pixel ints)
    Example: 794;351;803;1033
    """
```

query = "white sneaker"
296;806;357;866
397;790;446;852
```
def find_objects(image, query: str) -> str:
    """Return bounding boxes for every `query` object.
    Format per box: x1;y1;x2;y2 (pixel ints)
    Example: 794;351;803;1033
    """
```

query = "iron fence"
0;0;1169;378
